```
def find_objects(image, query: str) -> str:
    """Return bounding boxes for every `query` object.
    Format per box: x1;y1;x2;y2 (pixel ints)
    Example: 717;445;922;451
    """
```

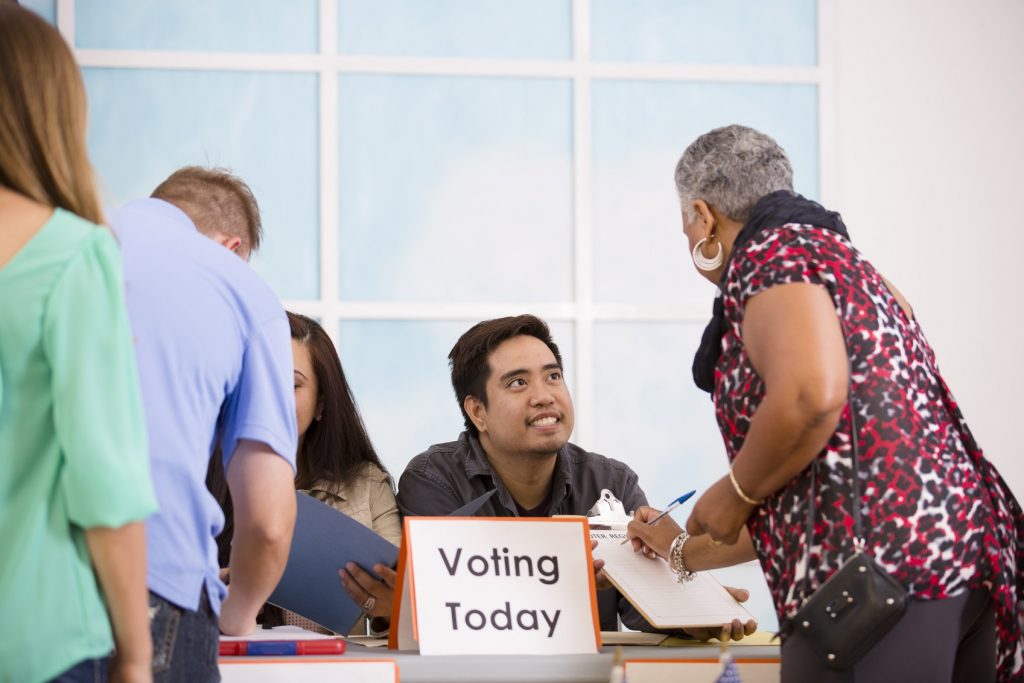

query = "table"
222;642;781;683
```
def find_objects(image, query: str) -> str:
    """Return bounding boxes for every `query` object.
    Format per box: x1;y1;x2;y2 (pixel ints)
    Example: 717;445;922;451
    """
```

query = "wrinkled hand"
626;506;683;559
685;476;756;545
339;562;396;619
682;586;757;641
590;540;612;591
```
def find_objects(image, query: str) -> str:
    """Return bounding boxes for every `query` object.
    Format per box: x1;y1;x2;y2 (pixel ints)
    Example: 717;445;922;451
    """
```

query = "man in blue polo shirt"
110;167;297;682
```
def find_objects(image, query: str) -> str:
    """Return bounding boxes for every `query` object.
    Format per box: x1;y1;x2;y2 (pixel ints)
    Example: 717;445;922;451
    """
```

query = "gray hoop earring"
692;238;724;271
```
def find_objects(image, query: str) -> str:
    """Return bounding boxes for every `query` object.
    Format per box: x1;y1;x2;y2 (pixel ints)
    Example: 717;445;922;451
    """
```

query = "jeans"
150;590;220;683
49;658;108;683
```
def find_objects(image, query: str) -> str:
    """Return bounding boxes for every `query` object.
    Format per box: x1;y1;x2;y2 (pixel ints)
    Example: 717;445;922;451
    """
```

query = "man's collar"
461;431;495;478
459;431;575;504
123;197;197;233
550;451;573;505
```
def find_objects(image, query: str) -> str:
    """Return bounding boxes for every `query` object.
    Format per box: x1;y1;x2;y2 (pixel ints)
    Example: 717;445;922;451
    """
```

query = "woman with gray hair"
627;124;1023;680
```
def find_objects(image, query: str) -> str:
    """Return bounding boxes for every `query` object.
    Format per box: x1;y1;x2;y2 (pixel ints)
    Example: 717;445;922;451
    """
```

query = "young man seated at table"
342;314;755;639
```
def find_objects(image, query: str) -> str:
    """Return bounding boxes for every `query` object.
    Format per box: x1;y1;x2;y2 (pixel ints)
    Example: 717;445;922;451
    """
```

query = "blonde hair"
0;3;103;224
151;166;263;253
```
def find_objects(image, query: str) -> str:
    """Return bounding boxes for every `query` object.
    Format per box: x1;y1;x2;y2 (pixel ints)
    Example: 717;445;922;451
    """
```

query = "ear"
465;395;488;434
212;233;244;255
692;200;716;237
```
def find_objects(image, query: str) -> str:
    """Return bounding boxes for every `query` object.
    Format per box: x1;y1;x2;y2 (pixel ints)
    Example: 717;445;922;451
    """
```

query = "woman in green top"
0;6;158;683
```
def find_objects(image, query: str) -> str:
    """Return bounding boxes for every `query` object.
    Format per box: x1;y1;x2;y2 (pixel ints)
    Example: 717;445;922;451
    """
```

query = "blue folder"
267;492;399;635
267;488;498;634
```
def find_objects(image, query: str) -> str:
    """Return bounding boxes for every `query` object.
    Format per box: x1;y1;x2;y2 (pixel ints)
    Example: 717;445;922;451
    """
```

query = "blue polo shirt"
111;198;297;614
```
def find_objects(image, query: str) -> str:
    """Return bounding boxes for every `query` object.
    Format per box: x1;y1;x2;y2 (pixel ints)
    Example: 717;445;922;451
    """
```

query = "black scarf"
692;190;849;393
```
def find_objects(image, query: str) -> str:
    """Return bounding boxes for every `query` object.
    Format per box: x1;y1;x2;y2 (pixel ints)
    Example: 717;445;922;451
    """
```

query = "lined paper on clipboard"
590;530;753;629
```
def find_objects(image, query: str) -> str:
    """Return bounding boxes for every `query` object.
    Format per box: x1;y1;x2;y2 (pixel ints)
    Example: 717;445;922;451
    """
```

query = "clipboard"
590;529;754;629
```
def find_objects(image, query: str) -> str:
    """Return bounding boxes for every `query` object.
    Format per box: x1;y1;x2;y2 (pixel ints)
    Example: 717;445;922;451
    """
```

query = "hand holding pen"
624;490;696;557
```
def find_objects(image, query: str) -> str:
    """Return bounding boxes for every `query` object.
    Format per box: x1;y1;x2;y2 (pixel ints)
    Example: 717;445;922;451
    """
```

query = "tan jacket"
305;463;401;547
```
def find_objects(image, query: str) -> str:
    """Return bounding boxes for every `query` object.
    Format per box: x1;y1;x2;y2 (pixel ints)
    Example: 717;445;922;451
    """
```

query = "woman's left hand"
682;586;757;641
685;475;757;545
339;562;396;619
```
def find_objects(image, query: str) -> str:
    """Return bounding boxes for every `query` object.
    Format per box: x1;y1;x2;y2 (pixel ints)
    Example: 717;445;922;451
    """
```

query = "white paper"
599;631;669;646
341;635;390;648
220;625;336;642
591;530;753;629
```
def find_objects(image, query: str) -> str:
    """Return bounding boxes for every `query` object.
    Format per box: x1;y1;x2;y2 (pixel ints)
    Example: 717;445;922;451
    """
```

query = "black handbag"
782;339;908;670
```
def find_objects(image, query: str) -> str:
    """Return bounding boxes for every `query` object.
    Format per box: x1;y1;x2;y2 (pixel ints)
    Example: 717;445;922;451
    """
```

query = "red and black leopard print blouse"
714;224;1024;679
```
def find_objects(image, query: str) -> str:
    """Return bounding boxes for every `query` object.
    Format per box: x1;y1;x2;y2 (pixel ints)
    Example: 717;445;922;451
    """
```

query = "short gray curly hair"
674;124;793;223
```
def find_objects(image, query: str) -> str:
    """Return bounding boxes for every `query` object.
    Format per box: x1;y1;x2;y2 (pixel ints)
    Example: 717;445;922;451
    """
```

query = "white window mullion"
56;0;75;45
71;51;818;85
280;300;717;323
816;0;837;208
319;0;341;344
571;0;595;446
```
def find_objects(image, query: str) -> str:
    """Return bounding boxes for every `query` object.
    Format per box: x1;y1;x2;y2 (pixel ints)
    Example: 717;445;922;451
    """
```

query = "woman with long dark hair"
211;312;399;632
287;312;399;538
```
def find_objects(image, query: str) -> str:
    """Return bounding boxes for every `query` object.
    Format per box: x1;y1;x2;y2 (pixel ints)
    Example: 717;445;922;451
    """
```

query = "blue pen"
620;489;696;544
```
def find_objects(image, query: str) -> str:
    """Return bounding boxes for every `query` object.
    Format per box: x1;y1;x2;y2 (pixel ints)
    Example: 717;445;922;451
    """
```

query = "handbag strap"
800;318;864;601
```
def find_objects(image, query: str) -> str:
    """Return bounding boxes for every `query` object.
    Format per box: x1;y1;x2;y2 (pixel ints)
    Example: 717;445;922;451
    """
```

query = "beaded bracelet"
668;531;696;583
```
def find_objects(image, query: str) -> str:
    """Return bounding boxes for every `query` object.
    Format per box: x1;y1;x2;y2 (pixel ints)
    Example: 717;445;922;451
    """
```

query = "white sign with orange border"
389;517;601;655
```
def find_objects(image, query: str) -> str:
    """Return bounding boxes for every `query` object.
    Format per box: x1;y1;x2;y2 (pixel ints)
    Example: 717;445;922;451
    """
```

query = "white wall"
833;0;1024;496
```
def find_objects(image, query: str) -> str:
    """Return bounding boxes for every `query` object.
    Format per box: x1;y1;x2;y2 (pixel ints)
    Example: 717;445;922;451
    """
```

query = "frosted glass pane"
338;0;571;59
338;75;573;302
592;0;816;66
593;323;725;513
75;0;318;52
339;320;575;479
84;68;319;300
591;80;818;307
22;0;55;24
591;321;777;630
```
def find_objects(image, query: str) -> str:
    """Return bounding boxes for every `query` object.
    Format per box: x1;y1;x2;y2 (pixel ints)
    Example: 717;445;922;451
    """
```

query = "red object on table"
219;639;347;656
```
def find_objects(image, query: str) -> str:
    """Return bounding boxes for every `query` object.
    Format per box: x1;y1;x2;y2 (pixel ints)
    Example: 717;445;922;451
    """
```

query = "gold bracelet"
729;465;764;506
